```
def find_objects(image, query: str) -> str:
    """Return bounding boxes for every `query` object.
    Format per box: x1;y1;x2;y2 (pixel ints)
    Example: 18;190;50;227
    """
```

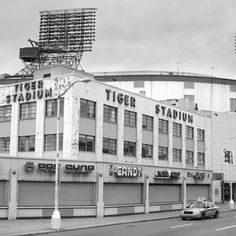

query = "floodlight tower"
17;8;96;76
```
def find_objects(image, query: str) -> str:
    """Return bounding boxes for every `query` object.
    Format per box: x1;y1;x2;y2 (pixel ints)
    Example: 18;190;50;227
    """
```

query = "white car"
180;200;220;220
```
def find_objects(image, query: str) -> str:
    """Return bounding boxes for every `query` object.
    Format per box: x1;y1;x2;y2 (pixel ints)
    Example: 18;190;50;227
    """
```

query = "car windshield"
189;202;206;208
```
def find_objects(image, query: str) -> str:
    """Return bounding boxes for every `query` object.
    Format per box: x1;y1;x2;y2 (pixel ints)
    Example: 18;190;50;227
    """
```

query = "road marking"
215;225;236;231
170;223;193;229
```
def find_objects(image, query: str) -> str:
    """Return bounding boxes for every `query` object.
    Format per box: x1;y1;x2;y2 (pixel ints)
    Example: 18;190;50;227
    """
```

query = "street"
45;211;236;236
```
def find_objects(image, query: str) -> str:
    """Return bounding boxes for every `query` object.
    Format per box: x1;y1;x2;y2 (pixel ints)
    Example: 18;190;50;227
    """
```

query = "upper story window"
158;146;168;161
44;134;63;151
230;85;236;92
124;110;136;127
197;129;205;142
186;126;194;139
230;98;236;112
124;141;136;157
79;134;95;152
186;150;194;164
142;144;153;158
18;135;35;152
103;105;117;123
20;102;36;119
159;119;168;134
80;99;96;118
142;114;153;131
173;148;182;162
0;105;11;122
45;98;64;117
133;81;144;88
173;122;182;137
103;138;117;155
184;81;194;89
197;152;205;165
0;137;10;153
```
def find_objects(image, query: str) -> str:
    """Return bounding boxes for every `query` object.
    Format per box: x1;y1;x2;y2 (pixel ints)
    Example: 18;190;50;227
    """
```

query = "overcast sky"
1;0;236;78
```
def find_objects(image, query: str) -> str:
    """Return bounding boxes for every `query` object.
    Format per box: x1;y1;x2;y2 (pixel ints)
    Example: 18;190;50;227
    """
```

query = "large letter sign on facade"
109;165;143;177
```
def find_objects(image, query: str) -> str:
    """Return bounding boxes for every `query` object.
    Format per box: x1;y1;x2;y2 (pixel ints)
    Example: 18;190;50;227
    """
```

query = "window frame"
103;105;117;123
45;98;64;117
186;150;194;164
124;110;137;127
124;141;136;157
173;122;182;137
103;137;117;155
80;99;96;119
79;134;95;152
197;152;205;165
186;126;194;139
0;137;10;152
197;129;205;142
142;114;153;131
18;135;35;152
0;105;12;122
142;143;153;158
44;133;63;151
159;119;168;134
158;146;168;161
173;148;182;162
20;102;36;119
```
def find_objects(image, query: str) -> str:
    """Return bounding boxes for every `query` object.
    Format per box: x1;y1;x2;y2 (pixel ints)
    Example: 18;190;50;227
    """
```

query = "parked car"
180;199;220;220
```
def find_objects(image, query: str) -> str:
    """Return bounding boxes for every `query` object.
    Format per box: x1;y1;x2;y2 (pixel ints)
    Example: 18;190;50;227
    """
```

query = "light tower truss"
17;8;96;76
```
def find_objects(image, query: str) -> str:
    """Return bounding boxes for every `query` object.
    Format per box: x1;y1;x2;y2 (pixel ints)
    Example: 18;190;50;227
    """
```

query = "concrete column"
63;90;79;159
210;178;215;203
153;116;159;166
143;175;150;214
96;172;104;218
35;99;45;158
182;124;186;168
8;169;18;219
168;121;173;167
95;101;103;161
182;177;187;209
117;108;124;162
194;127;198;168
10;103;19;156
136;112;142;164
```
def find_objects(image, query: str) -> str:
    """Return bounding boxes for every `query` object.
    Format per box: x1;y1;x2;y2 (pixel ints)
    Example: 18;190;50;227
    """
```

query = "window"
158;146;168;160
184;82;194;89
79;134;95;152
159;119;168;134
230;98;236;112
230;85;236;92
173;122;182;137
45;98;64;117
124;141;136;157
142;144;153;158
103;105;117;123
186;126;194;139
0;137;10;152
173;148;182;162
18;136;35;152
0;105;11;122
44;134;63;151
20;102;36;119
133;81;144;88
186;150;194;164
197;129;205;142
103;138;117;155
197;152;205;165
142;114;153;131
124;110;136;127
80;99;96;118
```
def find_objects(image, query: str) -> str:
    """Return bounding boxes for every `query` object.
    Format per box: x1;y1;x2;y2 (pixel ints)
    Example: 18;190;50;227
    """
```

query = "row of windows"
1;135;205;165
0;101;205;141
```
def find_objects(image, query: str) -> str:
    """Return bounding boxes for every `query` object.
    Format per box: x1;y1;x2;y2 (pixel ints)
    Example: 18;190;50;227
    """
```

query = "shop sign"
105;89;136;108
155;104;193;124
212;172;224;180
24;162;94;174
187;171;205;180
6;80;53;103
109;164;142;177
154;169;181;180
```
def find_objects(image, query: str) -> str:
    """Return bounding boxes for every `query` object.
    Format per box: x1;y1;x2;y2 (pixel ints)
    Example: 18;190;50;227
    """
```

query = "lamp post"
51;78;92;230
229;136;236;210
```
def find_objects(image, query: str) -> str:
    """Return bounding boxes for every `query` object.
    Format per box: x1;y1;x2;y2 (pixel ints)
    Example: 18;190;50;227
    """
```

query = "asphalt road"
45;211;236;236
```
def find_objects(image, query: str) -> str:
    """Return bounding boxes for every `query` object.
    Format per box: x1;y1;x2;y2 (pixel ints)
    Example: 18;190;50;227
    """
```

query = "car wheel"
200;213;205;220
213;211;219;218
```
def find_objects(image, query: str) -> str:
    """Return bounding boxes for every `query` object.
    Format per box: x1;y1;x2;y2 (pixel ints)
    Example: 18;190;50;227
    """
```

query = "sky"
1;0;236;78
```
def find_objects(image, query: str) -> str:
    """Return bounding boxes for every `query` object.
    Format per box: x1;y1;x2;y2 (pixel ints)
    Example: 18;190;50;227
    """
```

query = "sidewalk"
0;203;234;236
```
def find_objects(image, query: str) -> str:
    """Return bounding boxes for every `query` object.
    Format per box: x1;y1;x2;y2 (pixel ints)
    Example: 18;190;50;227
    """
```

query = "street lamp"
51;77;92;230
